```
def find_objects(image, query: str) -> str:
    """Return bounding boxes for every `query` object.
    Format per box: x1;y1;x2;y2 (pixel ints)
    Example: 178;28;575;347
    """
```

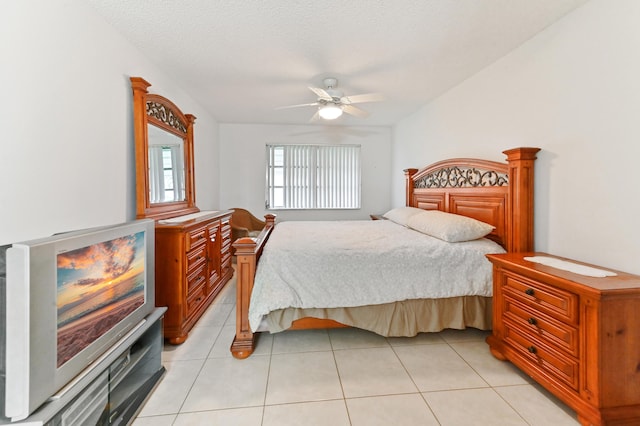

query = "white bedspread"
249;220;505;332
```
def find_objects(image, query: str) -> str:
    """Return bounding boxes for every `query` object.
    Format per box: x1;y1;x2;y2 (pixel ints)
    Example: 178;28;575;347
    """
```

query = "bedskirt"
262;295;492;336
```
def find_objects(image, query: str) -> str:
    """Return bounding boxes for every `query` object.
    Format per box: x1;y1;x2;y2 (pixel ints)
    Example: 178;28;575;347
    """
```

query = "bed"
231;147;539;359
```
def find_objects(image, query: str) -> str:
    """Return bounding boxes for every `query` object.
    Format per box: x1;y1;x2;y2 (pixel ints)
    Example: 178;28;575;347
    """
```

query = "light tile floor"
132;275;580;426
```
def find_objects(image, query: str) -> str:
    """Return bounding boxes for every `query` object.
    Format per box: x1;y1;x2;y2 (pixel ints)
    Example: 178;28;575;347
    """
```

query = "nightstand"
369;214;386;220
486;252;640;426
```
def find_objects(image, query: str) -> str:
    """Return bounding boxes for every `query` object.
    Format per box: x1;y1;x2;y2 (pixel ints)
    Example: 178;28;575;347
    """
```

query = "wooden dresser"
155;210;233;344
486;252;640;426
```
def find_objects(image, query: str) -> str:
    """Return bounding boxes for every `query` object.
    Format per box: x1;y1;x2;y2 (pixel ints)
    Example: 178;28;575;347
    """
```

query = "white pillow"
407;210;495;242
382;206;426;226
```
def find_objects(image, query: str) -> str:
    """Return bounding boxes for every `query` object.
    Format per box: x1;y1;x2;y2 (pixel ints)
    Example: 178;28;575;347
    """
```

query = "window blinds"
266;144;361;209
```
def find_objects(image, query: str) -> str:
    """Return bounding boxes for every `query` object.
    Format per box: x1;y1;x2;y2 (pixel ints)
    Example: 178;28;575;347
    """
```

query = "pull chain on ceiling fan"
277;77;383;121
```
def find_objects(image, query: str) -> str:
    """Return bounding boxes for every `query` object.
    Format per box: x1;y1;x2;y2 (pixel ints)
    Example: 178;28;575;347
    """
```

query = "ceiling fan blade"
309;110;320;122
308;86;332;100
342;104;369;118
340;93;384;105
275;102;319;110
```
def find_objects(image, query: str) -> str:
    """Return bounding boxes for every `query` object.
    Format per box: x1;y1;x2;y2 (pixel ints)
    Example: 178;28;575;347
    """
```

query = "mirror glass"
147;124;186;203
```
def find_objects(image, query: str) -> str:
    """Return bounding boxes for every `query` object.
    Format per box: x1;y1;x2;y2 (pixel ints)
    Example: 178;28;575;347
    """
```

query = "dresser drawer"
221;250;231;267
502;270;578;324
208;269;220;290
221;220;231;237
186;264;207;295
221;239;231;259
503;295;579;357
186;226;207;251
221;225;231;242
186;281;206;319
221;256;232;278
221;224;231;240
186;244;207;273
207;222;220;241
504;323;579;391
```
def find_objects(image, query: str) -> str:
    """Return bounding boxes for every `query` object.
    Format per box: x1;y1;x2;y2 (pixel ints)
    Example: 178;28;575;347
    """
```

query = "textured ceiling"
88;0;587;126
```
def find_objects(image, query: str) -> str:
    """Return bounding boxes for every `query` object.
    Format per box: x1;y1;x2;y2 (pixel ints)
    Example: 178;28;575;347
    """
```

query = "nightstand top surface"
486;252;640;293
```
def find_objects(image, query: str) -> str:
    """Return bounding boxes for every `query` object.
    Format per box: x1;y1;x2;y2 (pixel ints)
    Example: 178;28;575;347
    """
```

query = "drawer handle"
527;345;537;354
525;288;535;296
527;317;538;326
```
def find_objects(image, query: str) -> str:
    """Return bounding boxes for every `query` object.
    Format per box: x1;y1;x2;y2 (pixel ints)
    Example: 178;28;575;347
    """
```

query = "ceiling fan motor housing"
323;77;338;89
323;77;342;100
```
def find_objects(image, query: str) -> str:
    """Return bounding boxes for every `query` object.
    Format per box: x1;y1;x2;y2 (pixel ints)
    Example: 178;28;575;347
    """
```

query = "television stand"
1;307;166;425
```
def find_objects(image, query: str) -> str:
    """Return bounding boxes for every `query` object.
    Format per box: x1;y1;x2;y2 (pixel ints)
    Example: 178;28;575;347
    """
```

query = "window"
266;144;361;210
162;147;176;200
148;145;185;203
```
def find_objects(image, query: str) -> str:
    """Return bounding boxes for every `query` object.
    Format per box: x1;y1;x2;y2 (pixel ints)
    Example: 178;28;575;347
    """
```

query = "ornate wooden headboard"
404;147;539;252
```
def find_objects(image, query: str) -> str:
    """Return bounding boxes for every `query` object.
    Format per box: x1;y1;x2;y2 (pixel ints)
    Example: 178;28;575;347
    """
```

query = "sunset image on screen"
56;231;145;368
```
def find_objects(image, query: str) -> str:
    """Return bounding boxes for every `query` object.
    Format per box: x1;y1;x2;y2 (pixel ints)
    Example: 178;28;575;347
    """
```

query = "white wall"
219;124;392;221
0;0;220;245
5;0;636;275
393;0;640;274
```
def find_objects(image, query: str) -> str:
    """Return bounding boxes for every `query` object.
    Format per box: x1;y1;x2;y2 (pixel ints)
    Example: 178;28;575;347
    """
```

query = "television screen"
56;231;146;368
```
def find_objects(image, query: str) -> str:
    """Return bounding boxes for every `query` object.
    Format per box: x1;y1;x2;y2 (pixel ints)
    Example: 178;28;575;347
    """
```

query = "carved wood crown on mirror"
130;77;199;220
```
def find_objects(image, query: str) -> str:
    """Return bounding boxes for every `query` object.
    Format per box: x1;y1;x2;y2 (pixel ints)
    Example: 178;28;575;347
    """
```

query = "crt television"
1;219;155;421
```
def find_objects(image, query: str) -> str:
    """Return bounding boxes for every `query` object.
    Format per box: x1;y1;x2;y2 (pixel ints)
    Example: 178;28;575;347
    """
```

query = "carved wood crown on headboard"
413;165;509;189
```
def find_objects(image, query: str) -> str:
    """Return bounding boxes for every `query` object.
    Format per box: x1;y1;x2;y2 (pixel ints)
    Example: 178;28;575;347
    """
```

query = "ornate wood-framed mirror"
131;77;200;220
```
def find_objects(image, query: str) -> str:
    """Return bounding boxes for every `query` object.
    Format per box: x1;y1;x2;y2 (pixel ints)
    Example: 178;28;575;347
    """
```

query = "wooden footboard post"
230;214;276;359
503;147;540;253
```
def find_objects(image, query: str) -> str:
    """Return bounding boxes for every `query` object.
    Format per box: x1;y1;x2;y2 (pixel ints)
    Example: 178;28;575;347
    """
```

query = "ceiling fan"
278;77;383;121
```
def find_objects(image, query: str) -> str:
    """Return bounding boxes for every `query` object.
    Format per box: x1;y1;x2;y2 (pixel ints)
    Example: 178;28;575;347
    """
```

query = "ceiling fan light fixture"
319;104;343;120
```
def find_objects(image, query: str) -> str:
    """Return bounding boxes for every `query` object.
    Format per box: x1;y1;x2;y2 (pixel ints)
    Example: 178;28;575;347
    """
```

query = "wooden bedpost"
231;214;276;359
503;147;540;253
404;168;418;206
